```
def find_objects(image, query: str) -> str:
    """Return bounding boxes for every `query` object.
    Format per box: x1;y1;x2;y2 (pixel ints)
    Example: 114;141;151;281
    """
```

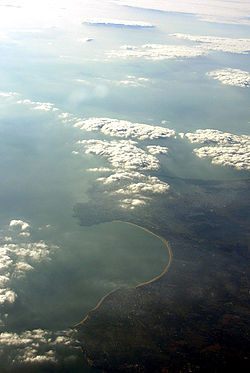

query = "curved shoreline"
75;220;173;327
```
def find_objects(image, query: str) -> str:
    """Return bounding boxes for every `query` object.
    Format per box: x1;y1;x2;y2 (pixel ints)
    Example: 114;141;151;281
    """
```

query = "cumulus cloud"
0;329;75;365
147;145;168;154
17;99;59;112
9;220;30;231
0;91;19;99
0;220;57;306
74;117;175;140
82;17;154;28
19;232;30;237
114;0;250;25
172;33;250;54
120;198;148;209
77;139;171;208
87;167;112;172
98;172;169;193
185;129;250;170
0;289;17;305
97;170;145;184
114;179;170;195
206;68;250;87
78;139;160;170
114;75;150;87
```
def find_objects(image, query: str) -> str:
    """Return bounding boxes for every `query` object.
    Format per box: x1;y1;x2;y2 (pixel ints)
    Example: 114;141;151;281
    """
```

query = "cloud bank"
206;68;250;87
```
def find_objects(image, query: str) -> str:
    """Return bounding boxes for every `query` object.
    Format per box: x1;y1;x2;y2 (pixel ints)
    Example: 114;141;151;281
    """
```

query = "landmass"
73;177;250;372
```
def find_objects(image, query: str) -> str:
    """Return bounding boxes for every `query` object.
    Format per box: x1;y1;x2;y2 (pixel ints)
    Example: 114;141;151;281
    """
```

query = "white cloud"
185;129;248;146
14;262;34;278
74;117;175;140
107;43;207;61
78;139;160;170
0;221;58;306
172;33;250;54
3;237;12;242
114;75;150;87
147;145;168;154
87;167;112;172
206;68;250;87
9;220;30;231
0;91;20;99
114;0;250;25
0;289;17;305
19;232;31;237
97;170;144;184
0;329;74;365
185;129;250;170
77;139;171;208
0;276;10;287
107;34;250;61
120;198;147;209
17;99;59;112
114;177;170;195
82;17;154;28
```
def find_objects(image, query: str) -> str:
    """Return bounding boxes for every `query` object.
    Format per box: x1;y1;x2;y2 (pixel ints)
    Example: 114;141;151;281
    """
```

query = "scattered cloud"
0;329;75;365
74;117;175;140
206;68;250;87
185;129;250;170
0;220;57;307
82;17;154;28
